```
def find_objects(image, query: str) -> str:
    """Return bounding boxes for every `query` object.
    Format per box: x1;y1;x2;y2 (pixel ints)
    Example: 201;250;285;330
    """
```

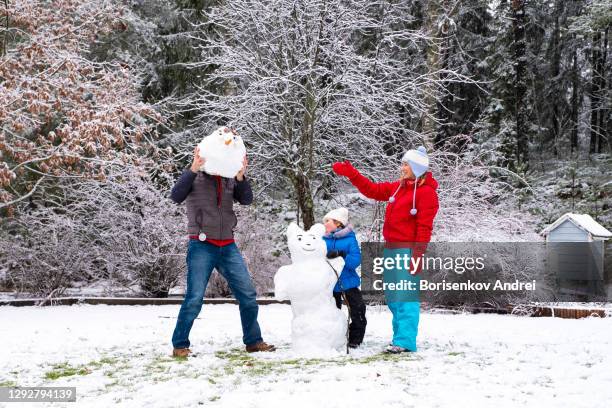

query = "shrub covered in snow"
2;165;185;298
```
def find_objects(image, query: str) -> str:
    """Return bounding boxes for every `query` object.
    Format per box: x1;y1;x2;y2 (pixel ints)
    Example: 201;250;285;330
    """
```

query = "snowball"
274;222;347;356
197;127;246;178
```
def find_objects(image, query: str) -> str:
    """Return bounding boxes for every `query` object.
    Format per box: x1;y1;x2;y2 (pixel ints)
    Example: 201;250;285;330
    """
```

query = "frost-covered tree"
569;0;611;154
473;0;531;174
182;0;472;228
0;0;161;215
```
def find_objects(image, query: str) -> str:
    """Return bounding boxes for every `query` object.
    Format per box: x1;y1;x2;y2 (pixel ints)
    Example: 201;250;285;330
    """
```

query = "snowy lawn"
1;304;611;408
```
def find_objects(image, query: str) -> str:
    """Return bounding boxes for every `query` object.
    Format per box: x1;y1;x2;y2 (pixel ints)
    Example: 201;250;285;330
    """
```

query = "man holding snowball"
169;127;275;357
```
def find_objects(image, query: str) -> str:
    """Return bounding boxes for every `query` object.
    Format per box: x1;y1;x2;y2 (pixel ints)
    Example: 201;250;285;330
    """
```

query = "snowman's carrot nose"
224;139;232;145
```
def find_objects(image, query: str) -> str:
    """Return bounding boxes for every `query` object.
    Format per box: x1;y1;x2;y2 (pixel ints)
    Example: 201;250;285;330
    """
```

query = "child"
322;207;367;348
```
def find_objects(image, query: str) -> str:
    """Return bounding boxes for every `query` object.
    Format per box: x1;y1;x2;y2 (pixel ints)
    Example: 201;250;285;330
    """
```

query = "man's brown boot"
245;341;276;353
172;348;191;358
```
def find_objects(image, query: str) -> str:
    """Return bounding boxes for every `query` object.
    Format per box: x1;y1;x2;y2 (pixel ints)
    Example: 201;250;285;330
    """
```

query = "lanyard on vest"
195;209;206;241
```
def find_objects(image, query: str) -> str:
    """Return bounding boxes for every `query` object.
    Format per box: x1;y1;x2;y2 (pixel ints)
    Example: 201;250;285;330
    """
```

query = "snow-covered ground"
1;304;611;408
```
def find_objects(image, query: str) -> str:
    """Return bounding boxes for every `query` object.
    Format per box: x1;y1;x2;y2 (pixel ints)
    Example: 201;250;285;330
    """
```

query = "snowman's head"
286;222;327;263
210;127;245;150
198;126;247;177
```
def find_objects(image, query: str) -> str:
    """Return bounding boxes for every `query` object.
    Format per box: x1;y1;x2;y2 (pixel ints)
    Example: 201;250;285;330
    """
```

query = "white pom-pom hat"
401;146;429;177
323;207;349;227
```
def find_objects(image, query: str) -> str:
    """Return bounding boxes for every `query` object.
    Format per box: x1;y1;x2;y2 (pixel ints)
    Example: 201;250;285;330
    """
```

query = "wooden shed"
541;213;611;300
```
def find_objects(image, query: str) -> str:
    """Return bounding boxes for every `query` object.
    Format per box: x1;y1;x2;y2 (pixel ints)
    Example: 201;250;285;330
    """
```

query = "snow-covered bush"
431;143;540;242
65;166;186;297
223;205;291;297
1;164;186;298
2;212;95;298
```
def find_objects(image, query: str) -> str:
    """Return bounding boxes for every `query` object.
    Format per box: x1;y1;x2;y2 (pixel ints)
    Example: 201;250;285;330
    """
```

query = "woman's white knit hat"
323;207;349;226
401;146;429;177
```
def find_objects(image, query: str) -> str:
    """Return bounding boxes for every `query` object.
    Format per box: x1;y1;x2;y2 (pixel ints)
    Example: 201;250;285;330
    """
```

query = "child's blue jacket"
323;226;361;292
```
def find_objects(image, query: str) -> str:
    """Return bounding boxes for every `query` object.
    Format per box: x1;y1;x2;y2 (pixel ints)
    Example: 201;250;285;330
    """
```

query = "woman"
332;146;439;353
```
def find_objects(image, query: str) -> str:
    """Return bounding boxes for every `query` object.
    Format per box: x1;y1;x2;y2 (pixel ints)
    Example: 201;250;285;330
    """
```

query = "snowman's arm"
170;169;197;204
233;177;253;205
273;265;292;300
327;257;345;278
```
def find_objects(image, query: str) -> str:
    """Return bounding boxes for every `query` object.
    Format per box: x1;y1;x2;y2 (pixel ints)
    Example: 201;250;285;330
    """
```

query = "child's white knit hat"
323;207;349;226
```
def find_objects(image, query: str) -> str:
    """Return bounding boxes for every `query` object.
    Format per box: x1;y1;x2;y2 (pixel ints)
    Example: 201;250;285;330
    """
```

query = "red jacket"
343;167;439;272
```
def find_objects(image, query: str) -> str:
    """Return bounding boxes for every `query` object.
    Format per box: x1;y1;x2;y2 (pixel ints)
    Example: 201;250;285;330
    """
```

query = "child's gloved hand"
332;161;358;178
326;250;346;259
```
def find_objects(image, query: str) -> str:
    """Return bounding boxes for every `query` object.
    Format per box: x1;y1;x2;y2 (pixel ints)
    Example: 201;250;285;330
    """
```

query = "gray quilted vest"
185;172;238;239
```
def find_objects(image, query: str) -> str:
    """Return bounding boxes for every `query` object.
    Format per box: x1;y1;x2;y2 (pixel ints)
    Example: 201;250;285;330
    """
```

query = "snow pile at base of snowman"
197;127;246;178
274;222;347;355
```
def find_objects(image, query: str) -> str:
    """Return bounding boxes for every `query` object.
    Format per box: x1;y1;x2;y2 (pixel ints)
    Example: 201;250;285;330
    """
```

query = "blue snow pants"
383;247;421;352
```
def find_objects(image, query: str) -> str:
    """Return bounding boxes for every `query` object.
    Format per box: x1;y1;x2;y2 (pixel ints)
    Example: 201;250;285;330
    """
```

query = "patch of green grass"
215;348;256;363
447;351;465;357
250;361;288;376
146;364;168;374
196;347;421;382
0;380;17;387
214;348;351;377
355;352;419;364
87;357;118;368
44;356;123;381
145;356;174;375
44;362;91;380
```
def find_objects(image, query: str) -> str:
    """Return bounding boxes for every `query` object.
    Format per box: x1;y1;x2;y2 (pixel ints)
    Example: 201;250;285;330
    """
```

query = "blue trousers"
387;301;420;351
383;247;420;351
172;240;263;348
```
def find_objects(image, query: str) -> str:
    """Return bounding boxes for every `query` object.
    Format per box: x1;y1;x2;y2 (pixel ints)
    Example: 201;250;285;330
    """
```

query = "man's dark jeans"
172;240;262;348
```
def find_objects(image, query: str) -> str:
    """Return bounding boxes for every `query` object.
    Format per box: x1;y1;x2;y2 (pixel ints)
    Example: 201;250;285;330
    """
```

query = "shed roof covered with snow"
541;213;612;241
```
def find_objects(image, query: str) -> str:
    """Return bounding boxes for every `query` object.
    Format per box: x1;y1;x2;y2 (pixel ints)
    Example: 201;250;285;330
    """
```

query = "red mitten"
332;160;358;178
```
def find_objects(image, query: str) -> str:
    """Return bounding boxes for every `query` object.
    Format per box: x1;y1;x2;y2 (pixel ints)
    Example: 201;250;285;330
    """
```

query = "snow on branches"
0;0;161;213
181;0;476;228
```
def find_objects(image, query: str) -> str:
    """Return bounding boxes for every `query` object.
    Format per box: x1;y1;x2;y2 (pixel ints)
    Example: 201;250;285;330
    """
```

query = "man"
170;143;275;357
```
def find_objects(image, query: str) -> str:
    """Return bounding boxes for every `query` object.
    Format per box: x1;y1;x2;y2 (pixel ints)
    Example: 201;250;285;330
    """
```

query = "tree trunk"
421;0;442;148
289;171;315;230
597;27;608;153
570;45;579;154
589;30;604;153
1;0;8;57
549;0;563;156
512;0;529;170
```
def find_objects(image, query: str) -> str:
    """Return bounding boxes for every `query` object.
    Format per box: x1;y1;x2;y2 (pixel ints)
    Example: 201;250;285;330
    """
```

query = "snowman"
274;222;347;355
197;126;246;178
